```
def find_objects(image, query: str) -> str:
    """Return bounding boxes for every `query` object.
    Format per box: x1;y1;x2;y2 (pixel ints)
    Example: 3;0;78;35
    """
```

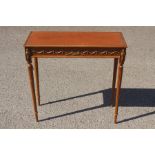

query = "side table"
24;31;127;124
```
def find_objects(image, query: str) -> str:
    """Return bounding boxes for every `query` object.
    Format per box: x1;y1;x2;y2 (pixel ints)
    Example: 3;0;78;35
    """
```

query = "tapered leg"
111;58;118;106
34;58;40;106
114;61;124;124
28;63;39;122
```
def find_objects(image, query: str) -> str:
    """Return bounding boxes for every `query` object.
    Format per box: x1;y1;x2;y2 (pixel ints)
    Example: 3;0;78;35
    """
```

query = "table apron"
25;47;126;63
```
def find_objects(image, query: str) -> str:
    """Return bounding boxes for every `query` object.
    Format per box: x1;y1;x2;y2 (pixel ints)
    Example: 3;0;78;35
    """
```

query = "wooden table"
24;31;127;124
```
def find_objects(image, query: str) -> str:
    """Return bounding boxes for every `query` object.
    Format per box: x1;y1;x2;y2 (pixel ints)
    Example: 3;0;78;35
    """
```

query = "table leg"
28;63;39;122
34;58;40;106
114;50;126;124
111;58;118;106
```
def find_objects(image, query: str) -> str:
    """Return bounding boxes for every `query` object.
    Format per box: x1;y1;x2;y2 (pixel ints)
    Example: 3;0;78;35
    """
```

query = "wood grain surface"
24;32;127;48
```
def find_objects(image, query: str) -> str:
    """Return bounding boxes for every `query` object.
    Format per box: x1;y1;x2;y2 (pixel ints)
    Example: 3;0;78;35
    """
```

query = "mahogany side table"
24;31;127;124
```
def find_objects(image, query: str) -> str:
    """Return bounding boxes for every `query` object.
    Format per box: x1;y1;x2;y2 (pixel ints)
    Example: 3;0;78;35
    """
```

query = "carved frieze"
25;48;125;63
30;48;122;56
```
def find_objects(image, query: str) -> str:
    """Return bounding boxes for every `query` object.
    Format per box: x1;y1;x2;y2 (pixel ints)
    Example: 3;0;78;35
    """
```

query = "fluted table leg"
111;58;118;106
27;62;38;122
114;50;126;124
34;58;40;106
25;48;38;122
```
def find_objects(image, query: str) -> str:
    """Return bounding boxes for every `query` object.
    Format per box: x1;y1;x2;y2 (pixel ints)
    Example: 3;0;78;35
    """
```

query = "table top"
24;31;127;48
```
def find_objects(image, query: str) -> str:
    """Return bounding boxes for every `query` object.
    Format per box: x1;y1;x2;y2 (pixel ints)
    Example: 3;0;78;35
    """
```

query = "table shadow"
39;88;155;123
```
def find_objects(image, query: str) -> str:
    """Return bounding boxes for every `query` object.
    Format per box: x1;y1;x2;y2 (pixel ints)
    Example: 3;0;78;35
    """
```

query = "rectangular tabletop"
24;32;127;48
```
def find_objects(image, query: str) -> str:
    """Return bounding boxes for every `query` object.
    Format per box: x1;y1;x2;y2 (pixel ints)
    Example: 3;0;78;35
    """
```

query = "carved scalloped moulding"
25;48;125;63
31;49;122;56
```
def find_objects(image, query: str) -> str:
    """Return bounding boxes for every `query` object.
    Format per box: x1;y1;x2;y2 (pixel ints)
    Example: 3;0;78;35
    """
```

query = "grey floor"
0;26;155;129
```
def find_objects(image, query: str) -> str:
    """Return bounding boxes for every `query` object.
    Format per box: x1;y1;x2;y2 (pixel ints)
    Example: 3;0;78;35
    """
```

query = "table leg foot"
35;112;39;122
114;114;118;124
